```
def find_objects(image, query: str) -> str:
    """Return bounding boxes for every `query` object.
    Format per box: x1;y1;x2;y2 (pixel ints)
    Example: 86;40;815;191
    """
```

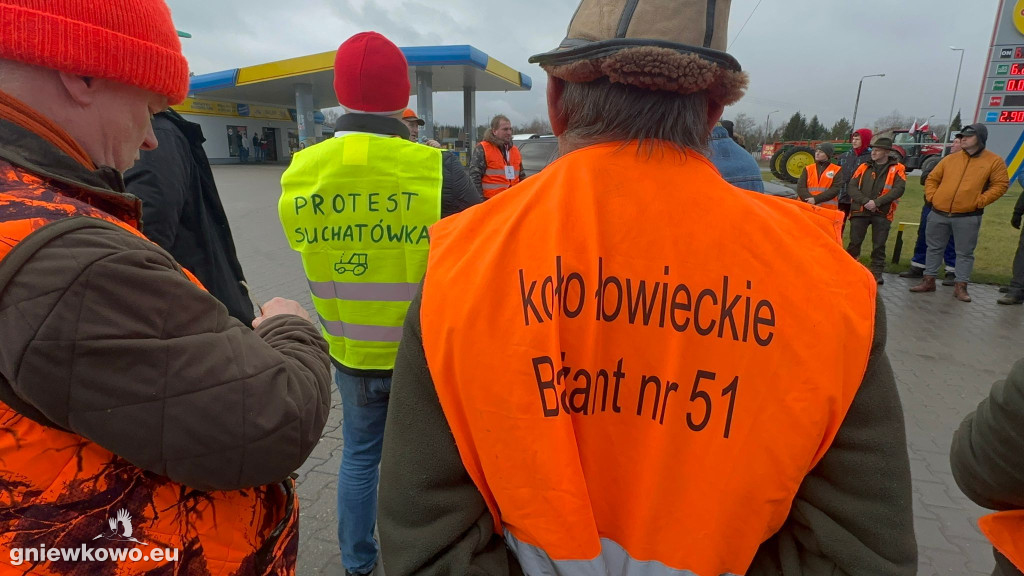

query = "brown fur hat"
530;0;749;105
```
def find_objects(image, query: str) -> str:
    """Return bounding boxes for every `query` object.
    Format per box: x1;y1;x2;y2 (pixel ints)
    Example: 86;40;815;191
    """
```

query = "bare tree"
732;113;759;150
872;110;915;133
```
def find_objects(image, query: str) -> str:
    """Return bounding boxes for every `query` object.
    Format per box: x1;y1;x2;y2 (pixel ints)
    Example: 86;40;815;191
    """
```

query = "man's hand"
252;297;312;329
805;197;816;205
425;139;442;149
865;200;877;212
1013;213;1022;230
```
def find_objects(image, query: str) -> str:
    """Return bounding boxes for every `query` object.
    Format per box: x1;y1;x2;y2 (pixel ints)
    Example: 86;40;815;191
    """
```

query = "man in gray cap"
846;136;906;284
377;1;916;575
911;123;1009;301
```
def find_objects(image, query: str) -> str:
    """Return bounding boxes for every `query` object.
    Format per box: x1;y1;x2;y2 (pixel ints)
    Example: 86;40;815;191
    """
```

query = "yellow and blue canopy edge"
189;45;532;94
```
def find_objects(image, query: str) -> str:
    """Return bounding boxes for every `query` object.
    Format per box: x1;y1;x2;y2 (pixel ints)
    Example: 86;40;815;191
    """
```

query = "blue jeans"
336;370;390;574
911;203;956;270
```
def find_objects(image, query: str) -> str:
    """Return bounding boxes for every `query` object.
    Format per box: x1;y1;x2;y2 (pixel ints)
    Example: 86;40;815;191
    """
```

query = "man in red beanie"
0;1;333;574
377;0;916;574
279;31;479;576
837;128;874;230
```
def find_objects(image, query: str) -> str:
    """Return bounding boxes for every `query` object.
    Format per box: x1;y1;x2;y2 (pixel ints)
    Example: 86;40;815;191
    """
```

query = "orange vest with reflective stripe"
0;160;298;576
420;142;876;575
980;511;1024;571
480;140;522;198
806;162;842;208
852;162;905;221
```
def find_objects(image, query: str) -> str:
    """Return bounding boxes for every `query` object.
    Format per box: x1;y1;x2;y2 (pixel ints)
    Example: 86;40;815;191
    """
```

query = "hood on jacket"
853;128;873;156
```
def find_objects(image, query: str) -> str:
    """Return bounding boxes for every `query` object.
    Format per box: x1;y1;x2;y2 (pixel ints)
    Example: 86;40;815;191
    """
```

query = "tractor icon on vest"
335;253;368;276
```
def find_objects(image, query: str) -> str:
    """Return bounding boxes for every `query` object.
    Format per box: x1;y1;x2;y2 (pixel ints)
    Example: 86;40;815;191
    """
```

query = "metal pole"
762;110;779;149
851;79;864;133
851;73;885;132
944;48;965;156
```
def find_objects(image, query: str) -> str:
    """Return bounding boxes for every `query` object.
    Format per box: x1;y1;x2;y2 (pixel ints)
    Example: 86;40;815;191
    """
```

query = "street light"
851;73;885;133
763;109;780;149
944;47;966;156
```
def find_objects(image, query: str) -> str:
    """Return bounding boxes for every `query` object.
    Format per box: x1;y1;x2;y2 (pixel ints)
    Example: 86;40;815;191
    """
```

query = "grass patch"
761;173;1021;285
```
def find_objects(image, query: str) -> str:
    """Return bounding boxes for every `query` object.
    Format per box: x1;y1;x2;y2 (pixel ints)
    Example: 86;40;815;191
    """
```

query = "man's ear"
547;76;568;136
706;99;725;134
58;72;97;106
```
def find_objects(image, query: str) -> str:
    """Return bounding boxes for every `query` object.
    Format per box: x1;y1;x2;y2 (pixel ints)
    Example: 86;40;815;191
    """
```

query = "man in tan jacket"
911;124;1009;302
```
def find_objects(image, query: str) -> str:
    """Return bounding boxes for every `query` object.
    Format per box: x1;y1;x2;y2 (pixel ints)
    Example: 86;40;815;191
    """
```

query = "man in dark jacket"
125;109;256;325
951;359;1024;575
998;181;1024;305
847;136;907;284
335;114;480;216
0;0;332;572
469;115;526;198
838;128;873;231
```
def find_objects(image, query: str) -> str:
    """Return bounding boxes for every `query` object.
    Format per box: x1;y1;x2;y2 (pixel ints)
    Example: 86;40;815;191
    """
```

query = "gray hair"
558;78;710;155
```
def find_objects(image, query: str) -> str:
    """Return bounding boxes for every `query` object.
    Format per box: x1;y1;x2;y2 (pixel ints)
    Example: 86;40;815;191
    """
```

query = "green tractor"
768;140;853;183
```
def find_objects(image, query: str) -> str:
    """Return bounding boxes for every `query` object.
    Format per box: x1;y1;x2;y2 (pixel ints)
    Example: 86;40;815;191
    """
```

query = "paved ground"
214;163;1024;575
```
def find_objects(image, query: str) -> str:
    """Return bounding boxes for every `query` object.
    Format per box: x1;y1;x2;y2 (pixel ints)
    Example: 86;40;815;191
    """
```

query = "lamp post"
851;73;885;133
944;47;965;156
763;109;780;150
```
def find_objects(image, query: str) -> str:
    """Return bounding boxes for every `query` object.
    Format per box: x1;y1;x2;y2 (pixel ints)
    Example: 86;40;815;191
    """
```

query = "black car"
515;135;559;177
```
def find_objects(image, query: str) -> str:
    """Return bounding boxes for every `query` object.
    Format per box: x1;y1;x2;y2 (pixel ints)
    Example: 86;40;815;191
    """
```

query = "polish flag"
919;121;930;133
909;121;918;135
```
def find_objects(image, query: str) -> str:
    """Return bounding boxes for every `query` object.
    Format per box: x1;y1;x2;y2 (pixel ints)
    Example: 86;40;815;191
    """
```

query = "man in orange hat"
378;0;916;574
279;31;479;576
402;108;442;148
0;0;332;573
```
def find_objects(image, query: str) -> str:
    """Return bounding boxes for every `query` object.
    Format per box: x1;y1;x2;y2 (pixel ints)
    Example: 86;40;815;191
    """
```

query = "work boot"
899;267;924;279
942;271;956;287
997;290;1024;305
999;286;1011;293
874;272;884;285
909;276;936;293
953;282;972;302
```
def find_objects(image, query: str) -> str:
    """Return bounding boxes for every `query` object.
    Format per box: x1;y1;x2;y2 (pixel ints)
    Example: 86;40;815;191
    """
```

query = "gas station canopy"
186;45;532;149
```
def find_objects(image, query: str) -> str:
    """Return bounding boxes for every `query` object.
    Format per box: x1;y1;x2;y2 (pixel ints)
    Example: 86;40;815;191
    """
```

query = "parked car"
515;135;559;178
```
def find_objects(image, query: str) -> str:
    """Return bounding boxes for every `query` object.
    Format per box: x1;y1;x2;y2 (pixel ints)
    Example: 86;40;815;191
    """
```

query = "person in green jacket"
951;359;1024;576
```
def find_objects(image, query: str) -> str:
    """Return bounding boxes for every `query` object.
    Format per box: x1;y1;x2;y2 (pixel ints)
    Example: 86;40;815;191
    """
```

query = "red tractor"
877;128;945;184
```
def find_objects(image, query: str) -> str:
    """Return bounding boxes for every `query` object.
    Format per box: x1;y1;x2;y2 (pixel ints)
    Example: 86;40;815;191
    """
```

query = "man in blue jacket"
711;120;764;193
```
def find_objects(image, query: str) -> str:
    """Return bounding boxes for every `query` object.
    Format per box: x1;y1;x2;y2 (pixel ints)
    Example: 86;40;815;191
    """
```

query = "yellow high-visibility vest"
280;133;442;370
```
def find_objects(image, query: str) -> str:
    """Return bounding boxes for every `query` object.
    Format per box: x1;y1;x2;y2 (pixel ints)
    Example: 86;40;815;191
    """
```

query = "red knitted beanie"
334;32;410;115
0;0;190;104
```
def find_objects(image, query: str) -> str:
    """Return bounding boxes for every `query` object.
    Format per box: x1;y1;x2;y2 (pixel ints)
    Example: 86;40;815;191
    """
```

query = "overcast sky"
166;0;1002;131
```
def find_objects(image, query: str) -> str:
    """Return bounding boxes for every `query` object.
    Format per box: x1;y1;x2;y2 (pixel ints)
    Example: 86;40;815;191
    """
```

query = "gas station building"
177;45;532;164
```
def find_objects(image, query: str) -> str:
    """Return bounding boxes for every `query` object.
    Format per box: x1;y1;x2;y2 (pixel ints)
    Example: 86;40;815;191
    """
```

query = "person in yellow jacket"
911;123;1009;301
376;0;917;574
278;32;478;576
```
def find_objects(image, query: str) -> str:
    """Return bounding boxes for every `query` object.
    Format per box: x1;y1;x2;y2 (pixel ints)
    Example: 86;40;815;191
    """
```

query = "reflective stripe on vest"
0;162;299;575
852;162;905;221
279;133;442;371
806;163;842;208
481;140;522;199
420;142;875;575
507;532;740;576
980;511;1024;571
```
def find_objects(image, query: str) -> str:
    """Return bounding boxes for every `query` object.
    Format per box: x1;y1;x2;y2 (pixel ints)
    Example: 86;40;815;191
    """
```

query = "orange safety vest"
805;162;842;208
980;511;1024;571
420;142;876;575
480;140;522;198
852;162;905;221
0;161;298;576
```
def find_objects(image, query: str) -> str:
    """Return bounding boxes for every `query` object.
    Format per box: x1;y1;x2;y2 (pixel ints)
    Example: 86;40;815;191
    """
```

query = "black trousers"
1011;225;1024;293
847;214;892;275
